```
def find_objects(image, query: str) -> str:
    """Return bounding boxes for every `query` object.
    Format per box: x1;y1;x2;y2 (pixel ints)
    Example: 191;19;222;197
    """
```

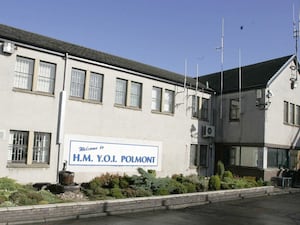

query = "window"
190;144;199;167
296;105;300;125
115;78;128;106
130;82;142;108
152;87;162;111
8;130;29;163
284;101;289;123
164;90;175;113
8;130;51;165
199;145;208;167
114;79;142;108
200;98;209;121
229;146;259;167
88;72;103;102
70;68;86;98
32;132;51;164
267;148;288;168
192;95;200;118
36;61;56;93
283;101;300;126
230;99;240;120
289;103;295;124
151;87;175;114
14;56;34;90
14;56;57;94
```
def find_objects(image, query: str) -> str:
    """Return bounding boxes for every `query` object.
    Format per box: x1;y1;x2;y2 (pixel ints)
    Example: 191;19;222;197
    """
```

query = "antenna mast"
220;18;225;119
292;5;299;87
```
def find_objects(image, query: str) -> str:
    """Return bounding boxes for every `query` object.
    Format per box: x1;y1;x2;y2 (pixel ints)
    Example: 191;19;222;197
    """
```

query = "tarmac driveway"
32;192;300;225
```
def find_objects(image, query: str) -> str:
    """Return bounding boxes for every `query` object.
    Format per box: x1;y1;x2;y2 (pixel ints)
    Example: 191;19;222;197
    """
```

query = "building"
0;24;215;184
199;55;300;180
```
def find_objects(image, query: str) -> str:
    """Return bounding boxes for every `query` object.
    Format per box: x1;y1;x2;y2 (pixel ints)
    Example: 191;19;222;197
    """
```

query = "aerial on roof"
198;55;294;94
0;23;205;89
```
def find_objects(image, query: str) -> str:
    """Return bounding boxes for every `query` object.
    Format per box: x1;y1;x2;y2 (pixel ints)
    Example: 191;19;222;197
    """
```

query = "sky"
1;0;300;77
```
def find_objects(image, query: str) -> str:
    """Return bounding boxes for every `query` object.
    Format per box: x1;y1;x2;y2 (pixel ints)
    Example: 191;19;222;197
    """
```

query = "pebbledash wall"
0;24;215;184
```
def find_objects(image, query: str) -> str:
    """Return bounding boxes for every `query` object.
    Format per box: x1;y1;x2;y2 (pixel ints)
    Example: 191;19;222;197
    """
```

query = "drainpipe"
56;52;68;183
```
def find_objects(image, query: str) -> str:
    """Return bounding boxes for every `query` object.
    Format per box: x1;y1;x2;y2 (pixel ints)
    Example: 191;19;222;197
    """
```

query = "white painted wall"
0;43;213;183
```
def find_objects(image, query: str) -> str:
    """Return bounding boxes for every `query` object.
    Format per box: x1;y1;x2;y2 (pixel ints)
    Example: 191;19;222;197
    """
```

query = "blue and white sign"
64;135;161;172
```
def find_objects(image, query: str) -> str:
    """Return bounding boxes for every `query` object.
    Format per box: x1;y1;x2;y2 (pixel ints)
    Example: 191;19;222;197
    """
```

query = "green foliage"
9;190;43;206
0;177;21;191
223;170;233;179
217;161;225;178
110;187;124;199
208;175;221;190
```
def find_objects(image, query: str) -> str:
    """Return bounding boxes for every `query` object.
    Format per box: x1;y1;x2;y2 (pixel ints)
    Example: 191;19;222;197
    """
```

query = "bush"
223;170;233;179
9;190;43;205
110;187;124;199
0;177;21;191
208;175;221;190
217;161;225;179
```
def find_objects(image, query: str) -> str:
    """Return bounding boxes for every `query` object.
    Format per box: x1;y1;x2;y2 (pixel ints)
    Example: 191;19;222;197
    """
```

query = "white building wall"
265;59;300;148
0;42;213;183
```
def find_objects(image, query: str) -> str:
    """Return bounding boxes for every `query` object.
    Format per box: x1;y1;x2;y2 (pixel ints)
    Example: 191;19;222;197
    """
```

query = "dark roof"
198;55;294;94
0;24;205;89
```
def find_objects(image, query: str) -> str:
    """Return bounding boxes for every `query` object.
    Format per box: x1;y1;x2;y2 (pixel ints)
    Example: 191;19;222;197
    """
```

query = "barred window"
36;61;56;93
33;132;50;164
151;87;162;111
88;72;103;102
70;68;86;98
14;56;34;90
8;130;28;163
130;82;142;108
115;78;127;106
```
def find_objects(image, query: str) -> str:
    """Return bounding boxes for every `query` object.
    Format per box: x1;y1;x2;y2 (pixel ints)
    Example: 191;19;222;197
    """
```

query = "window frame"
36;61;56;94
32;132;51;164
114;78;142;109
130;81;142;108
151;86;162;112
163;89;175;113
200;98;209;121
230;98;240;121
191;95;200;118
70;68;86;99
8;130;29;164
88;72;104;102
14;56;34;91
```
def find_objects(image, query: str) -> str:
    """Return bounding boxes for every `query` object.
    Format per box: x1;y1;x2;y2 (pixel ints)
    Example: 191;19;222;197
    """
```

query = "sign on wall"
64;135;161;172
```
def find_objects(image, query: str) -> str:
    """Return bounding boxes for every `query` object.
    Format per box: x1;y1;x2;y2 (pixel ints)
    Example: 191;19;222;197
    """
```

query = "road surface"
32;192;300;225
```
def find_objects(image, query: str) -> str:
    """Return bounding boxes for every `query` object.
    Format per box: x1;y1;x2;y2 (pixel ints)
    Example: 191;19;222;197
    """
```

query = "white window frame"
8;130;29;163
163;89;175;113
14;56;34;90
88;72;103;102
130;81;142;108
115;78;128;106
70;68;86;98
32;132;51;164
151;87;162;112
36;61;56;94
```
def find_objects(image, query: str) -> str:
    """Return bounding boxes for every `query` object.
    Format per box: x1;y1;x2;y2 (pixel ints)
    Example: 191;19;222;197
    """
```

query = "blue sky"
1;0;300;77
